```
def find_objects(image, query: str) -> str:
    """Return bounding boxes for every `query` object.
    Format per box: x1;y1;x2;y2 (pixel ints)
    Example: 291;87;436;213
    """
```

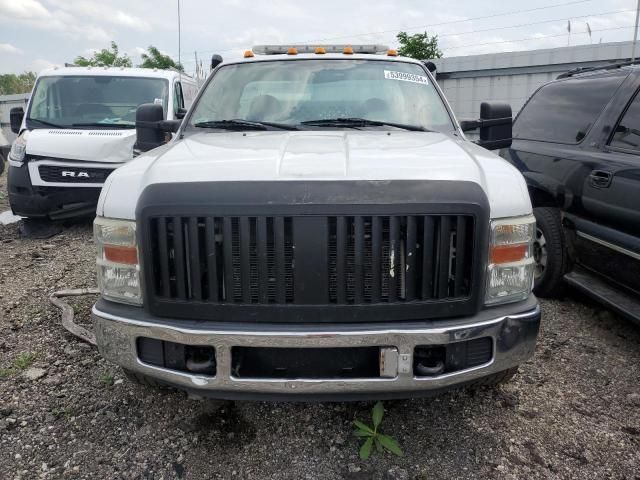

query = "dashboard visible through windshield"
27;75;169;129
188;59;454;132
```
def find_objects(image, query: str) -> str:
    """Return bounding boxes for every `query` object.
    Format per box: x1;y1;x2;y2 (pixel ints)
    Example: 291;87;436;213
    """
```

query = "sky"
0;0;638;75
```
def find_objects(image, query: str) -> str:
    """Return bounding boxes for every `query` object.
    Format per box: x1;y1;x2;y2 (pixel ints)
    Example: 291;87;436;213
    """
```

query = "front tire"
532;207;567;298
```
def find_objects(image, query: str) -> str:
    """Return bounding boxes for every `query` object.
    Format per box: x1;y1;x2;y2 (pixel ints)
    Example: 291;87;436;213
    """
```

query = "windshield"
27;75;169;129
189;59;454;131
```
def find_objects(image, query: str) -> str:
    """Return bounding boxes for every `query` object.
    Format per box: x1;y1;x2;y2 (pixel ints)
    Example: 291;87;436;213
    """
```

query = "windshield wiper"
301;118;429;132
72;122;134;128
194;119;299;131
27;118;67;129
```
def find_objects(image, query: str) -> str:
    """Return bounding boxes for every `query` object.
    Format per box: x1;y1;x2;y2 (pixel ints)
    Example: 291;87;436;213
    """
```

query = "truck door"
171;81;185;119
575;86;640;292
506;72;628;220
582;88;640;237
182;82;196;108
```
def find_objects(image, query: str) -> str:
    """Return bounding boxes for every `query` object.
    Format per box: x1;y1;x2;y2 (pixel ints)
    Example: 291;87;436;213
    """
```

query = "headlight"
94;217;142;305
8;132;27;163
485;215;535;305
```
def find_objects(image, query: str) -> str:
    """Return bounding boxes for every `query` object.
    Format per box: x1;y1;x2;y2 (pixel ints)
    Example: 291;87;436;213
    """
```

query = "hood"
98;130;531;220
26;128;136;163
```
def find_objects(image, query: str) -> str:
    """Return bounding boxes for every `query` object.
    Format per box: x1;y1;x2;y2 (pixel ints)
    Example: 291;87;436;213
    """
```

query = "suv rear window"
513;74;625;144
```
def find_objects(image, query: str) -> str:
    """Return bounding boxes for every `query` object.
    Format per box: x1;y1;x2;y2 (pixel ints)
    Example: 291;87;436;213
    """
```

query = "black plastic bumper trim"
8;164;101;218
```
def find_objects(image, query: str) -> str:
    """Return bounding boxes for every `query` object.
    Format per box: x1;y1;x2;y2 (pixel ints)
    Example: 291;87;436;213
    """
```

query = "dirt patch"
1;170;639;479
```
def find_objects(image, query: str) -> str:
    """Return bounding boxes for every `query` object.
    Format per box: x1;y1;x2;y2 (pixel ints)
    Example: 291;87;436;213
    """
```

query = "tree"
74;41;132;67
396;31;442;60
139;46;183;71
0;72;36;95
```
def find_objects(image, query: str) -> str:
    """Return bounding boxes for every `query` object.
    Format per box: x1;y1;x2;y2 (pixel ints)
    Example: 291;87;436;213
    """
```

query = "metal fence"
429;41;635;121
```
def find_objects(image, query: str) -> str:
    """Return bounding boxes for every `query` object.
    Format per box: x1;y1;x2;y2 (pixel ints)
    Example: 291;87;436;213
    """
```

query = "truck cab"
7;67;198;219
92;45;540;400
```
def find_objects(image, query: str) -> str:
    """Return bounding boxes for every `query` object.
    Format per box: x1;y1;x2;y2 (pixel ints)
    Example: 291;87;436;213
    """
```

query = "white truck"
92;45;540;400
7;67;198;219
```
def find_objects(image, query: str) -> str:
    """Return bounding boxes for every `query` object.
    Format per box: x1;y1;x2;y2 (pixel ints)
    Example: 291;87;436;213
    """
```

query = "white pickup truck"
92;45;539;400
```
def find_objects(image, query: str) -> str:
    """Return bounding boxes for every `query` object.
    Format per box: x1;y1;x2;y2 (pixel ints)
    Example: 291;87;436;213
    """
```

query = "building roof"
429;41;635;80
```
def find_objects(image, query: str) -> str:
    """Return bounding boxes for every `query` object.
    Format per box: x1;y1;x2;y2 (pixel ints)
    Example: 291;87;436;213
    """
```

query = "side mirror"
135;103;181;152
175;107;187;119
10;107;24;134
460;102;512;150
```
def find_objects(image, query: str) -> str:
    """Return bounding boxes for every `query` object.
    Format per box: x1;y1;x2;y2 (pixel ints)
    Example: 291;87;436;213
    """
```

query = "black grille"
38;165;114;183
149;216;294;303
328;215;474;303
147;214;474;306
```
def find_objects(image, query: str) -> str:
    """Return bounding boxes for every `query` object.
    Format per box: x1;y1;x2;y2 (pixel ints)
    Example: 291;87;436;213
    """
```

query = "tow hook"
186;347;217;374
414;346;446;376
414;360;445;376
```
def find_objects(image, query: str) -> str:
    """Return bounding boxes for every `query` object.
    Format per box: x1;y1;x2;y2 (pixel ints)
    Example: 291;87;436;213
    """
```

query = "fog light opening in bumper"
414;346;446;376
414;337;493;377
137;337;216;376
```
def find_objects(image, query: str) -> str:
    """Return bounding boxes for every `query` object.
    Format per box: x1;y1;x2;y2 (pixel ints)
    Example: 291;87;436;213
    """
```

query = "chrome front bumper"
92;298;540;400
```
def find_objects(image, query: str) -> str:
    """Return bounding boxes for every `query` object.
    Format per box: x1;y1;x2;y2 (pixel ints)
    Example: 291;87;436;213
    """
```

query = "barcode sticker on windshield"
384;70;429;85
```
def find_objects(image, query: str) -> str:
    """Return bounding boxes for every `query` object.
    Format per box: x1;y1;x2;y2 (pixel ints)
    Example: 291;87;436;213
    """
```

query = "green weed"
99;372;114;387
353;401;403;460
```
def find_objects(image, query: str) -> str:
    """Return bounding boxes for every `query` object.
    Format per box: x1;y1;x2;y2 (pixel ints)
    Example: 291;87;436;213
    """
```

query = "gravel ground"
0;169;639;480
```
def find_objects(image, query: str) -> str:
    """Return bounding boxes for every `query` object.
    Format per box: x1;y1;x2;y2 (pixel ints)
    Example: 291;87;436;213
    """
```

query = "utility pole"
177;0;182;73
633;0;640;62
195;51;199;80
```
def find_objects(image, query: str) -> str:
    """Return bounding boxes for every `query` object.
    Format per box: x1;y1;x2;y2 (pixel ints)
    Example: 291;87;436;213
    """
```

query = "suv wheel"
532;207;566;297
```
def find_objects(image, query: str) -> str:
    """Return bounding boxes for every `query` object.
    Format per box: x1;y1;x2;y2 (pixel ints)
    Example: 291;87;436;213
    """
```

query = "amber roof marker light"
315;47;326;54
387;49;398;56
343;46;354;54
287;47;298;55
243;50;254;58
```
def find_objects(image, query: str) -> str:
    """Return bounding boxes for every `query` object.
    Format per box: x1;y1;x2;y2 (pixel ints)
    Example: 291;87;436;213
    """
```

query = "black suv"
501;63;640;324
